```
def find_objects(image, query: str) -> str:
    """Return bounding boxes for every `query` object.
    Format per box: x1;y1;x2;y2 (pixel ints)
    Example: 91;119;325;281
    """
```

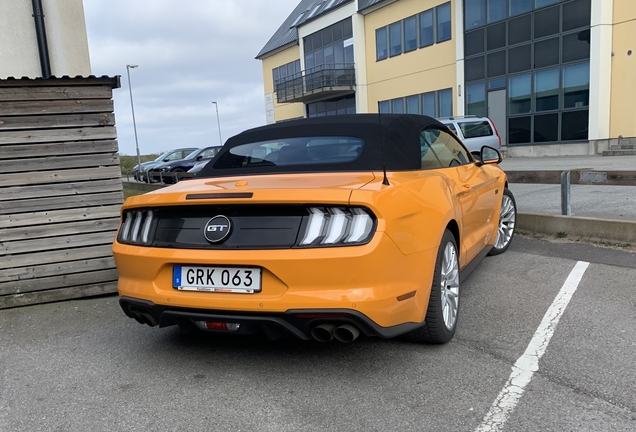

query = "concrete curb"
517;212;636;245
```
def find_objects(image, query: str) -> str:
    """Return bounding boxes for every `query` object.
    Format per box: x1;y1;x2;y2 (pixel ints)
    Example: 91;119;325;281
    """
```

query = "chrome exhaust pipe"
333;324;360;343
310;323;337;342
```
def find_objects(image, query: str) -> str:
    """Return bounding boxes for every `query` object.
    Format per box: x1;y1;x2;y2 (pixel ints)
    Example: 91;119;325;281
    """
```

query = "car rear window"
459;121;494;139
212;137;364;170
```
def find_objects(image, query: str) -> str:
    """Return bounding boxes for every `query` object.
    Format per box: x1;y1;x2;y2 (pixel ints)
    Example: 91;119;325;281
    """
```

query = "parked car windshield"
154;151;172;162
212;137;364;170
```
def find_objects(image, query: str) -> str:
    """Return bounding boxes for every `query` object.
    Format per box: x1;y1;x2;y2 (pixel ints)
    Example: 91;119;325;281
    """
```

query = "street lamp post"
126;64;142;171
211;101;223;146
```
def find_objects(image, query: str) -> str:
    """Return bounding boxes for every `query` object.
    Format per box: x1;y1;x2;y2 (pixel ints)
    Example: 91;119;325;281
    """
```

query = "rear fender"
350;175;458;256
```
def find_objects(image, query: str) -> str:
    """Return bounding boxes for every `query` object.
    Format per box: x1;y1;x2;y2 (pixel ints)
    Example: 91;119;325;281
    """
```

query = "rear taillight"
296;206;376;247
117;210;156;245
490;119;502;148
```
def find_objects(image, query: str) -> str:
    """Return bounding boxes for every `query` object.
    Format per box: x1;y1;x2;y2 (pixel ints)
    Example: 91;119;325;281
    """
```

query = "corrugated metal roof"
358;0;391;12
256;0;354;59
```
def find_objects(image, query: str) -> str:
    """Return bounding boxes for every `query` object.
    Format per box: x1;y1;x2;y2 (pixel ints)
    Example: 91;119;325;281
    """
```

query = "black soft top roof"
199;114;450;177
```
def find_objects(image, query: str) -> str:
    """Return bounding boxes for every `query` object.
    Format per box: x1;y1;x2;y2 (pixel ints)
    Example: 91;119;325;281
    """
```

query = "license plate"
173;265;261;293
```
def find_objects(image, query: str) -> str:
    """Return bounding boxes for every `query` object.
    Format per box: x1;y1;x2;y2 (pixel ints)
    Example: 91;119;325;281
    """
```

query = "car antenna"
377;103;390;186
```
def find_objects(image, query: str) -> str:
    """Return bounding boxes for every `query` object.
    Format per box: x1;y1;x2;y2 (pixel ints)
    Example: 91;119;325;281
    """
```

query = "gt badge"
204;216;232;243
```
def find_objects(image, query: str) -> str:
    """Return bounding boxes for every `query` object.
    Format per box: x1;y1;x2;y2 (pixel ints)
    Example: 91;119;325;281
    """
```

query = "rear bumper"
113;233;438;329
119;296;424;340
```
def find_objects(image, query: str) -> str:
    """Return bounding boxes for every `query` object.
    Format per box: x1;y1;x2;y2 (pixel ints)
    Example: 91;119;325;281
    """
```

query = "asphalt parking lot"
1;235;635;432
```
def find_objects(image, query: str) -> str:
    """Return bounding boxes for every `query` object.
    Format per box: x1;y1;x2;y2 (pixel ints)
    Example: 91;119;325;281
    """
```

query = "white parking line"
475;260;590;432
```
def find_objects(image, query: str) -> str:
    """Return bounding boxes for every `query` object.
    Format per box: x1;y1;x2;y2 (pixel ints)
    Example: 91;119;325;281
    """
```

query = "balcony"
275;63;356;104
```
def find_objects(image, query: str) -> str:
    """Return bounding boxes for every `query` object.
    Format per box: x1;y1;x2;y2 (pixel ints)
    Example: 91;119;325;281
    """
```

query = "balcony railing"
275;63;356;103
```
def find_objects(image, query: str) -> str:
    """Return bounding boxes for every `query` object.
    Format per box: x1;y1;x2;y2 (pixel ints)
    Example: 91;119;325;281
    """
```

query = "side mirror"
163;158;170;162
476;146;503;166
196;155;203;161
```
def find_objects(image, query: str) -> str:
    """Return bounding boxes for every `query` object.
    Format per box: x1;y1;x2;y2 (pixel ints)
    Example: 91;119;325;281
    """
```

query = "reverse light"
194;321;241;331
297;206;376;247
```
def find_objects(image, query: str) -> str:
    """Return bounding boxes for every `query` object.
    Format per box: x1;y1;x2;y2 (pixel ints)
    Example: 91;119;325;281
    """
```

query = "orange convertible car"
113;114;516;344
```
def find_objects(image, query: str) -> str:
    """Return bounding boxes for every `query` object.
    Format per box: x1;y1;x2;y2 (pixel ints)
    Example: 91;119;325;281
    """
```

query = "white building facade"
0;0;91;79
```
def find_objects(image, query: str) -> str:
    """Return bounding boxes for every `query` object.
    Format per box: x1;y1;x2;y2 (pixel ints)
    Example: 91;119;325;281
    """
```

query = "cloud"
84;0;300;155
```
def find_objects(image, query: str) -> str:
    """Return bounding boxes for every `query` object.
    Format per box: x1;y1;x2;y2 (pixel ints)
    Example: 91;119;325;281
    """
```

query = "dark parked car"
147;146;222;184
132;147;197;182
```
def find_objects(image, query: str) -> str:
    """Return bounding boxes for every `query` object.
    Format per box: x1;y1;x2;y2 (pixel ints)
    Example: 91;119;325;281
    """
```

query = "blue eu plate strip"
173;266;182;287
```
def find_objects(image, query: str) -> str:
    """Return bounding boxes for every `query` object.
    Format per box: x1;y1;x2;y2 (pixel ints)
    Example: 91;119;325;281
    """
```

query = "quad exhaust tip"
333;324;360;343
310;323;337;342
310;323;360;343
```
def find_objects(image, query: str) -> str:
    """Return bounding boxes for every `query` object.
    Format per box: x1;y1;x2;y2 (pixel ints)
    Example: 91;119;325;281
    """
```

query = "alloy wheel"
495;195;516;250
440;242;459;330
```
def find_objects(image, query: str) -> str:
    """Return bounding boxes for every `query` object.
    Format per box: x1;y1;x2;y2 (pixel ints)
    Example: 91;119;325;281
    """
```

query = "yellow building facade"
257;0;636;156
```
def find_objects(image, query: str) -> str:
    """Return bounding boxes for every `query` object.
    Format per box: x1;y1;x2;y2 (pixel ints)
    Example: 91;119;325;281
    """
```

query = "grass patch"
123;185;146;199
120;154;160;174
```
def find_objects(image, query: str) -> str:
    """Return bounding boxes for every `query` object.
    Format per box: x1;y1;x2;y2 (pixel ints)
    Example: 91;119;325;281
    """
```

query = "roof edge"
0;75;121;89
255;41;299;60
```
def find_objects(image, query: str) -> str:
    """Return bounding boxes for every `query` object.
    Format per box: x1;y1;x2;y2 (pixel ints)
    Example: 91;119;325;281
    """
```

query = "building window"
508;14;531;45
376;28;388;60
563;0;591;31
535;0;559;8
304;18;354;70
375;3;452;62
466;82;487;117
273;60;301;87
508;44;531;73
420;10;435;47
307;94;356;118
392;98;405;113
465;0;486;30
466;56;485;81
389;22;403;56
534;5;560;39
422;92;436;116
562;31;590;63
487;22;506;50
509;74;532;114
438;89;453;117
534;113;559;142
508;116;532;144
404;15;418;52
534;37;560;69
510;0;532;16
437;3;452;42
563;62;590;109
487;0;507;23
534;68;559;112
465;28;485;56
379;88;453;118
487;50;506;77
561;109;588;141
406;95;420;114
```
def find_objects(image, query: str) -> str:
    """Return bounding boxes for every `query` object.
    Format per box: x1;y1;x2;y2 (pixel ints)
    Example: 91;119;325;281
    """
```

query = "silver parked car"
438;116;501;153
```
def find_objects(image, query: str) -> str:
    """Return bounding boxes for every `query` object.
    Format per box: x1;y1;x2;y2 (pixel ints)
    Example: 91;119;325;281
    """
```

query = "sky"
83;0;300;156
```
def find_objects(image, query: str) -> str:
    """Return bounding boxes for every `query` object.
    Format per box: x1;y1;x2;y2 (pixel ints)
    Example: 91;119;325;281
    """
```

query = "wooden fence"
0;76;122;309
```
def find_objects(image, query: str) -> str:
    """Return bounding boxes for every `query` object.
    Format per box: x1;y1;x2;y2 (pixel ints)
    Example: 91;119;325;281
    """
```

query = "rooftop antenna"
377;103;390;186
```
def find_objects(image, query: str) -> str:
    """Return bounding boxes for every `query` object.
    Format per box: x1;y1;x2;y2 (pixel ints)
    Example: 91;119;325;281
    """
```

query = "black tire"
404;229;460;344
164;168;185;184
488;188;516;256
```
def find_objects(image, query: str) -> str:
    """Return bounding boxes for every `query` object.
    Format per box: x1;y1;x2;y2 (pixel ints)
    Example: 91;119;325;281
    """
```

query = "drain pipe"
31;0;52;78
